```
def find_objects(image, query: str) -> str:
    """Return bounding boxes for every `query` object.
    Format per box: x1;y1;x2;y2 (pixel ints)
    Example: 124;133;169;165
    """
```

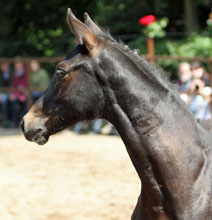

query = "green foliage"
0;0;210;58
0;0;97;57
205;15;212;34
167;35;212;58
128;37;147;54
166;16;212;58
0;0;187;57
160;34;212;79
142;18;169;38
129;28;212;79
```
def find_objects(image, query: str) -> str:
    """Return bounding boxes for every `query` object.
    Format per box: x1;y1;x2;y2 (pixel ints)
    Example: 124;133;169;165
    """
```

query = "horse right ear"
67;8;99;53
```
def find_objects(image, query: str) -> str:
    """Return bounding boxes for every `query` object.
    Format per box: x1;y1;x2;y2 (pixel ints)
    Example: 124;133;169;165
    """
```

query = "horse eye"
56;69;66;78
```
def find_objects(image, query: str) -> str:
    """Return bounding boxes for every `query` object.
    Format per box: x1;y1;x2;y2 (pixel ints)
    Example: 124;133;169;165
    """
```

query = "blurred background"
0;1;212;220
0;0;212;129
0;0;211;58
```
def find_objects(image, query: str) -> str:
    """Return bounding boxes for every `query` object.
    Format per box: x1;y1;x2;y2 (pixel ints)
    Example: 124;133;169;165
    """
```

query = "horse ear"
84;12;103;34
67;8;98;51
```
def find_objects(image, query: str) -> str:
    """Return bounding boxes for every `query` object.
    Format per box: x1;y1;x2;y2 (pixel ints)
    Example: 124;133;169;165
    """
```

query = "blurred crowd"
0;60;211;132
177;61;211;121
0;60;50;128
0;59;116;134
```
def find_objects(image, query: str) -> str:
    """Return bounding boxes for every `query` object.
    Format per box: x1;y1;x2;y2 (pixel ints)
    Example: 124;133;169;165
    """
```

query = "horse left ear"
84;12;103;34
67;8;98;52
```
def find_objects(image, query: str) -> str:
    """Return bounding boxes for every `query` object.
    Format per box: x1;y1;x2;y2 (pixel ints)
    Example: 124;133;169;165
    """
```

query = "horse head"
21;9;113;145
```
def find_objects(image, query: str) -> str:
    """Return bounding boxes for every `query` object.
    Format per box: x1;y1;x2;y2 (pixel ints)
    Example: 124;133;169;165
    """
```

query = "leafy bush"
128;32;212;80
167;34;212;57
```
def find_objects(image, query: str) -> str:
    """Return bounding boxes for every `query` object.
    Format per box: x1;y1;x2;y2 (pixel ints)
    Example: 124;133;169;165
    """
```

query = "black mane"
98;29;170;88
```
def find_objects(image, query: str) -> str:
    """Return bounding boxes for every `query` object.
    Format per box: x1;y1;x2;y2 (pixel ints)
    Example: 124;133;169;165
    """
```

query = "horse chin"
32;134;49;145
24;130;49;146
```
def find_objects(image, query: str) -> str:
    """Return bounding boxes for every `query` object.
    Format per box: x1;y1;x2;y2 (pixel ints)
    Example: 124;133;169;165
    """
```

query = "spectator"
3;60;28;127
177;62;192;93
191;61;210;86
176;62;211;121
189;89;211;121
189;62;211;121
177;62;192;104
0;61;12;87
0;61;12;124
29;60;50;102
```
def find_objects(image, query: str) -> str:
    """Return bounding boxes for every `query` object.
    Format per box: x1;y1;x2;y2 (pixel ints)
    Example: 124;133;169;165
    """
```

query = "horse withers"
21;9;212;220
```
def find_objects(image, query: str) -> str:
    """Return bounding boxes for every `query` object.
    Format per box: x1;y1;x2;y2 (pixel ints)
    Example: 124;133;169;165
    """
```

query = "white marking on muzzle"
23;111;48;134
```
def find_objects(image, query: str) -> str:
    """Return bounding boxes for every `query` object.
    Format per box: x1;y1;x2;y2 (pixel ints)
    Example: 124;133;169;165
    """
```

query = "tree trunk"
184;0;199;33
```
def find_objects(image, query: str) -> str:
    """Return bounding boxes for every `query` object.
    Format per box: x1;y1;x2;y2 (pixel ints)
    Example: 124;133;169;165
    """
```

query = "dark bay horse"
21;9;212;220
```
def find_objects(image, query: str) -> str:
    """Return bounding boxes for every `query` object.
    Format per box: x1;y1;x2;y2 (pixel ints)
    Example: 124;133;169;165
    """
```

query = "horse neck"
100;53;206;207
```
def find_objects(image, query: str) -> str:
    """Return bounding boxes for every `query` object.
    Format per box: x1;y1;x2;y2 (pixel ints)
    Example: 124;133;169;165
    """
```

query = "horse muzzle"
20;113;49;145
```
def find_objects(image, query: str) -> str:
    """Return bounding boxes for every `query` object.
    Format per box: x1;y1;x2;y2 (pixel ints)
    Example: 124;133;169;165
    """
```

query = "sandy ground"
0;128;140;220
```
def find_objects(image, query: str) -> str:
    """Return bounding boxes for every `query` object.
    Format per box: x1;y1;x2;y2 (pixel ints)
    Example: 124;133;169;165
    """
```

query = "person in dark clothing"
0;61;12;87
3;60;28;127
0;61;13;125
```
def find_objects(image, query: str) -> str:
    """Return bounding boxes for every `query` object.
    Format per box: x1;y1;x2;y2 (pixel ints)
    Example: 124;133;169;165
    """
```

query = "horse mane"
97;29;171;90
96;29;196;119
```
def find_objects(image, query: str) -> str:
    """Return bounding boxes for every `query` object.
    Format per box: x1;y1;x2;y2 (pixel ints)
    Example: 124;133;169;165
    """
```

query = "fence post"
147;37;155;63
25;61;33;110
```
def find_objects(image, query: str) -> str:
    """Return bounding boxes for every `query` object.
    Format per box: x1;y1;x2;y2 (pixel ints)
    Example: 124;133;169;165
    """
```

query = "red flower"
139;15;156;26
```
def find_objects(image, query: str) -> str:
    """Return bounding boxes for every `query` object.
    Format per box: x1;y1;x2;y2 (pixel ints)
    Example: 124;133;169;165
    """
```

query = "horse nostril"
37;128;42;133
20;119;25;132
